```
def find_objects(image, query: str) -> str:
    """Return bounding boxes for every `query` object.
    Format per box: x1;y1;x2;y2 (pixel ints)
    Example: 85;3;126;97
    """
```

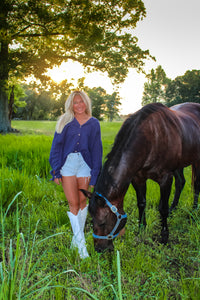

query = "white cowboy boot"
67;211;89;259
70;210;81;249
79;205;88;232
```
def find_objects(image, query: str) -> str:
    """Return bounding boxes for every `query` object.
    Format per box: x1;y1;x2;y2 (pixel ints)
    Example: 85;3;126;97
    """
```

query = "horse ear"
80;189;92;199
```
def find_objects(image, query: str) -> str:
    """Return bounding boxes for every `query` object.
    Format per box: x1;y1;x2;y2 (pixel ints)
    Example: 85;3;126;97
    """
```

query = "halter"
93;192;127;240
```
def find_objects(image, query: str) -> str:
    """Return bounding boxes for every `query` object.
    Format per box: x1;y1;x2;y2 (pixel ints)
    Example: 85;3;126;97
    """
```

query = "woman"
49;90;102;258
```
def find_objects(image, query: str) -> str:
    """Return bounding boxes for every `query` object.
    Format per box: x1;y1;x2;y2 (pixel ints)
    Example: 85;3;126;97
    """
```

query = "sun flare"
47;60;144;115
47;60;85;84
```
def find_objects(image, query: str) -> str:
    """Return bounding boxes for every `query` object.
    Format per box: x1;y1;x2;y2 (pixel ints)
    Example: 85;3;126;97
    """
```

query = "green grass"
12;120;57;135
0;120;199;299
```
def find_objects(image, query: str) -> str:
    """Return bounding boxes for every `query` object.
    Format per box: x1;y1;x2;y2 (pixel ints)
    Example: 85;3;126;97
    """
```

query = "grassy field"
0;120;199;299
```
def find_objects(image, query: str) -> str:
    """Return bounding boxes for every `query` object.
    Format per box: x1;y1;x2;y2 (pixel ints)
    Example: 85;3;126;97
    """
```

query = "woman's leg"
77;176;90;209
77;177;90;236
63;175;89;258
62;176;80;215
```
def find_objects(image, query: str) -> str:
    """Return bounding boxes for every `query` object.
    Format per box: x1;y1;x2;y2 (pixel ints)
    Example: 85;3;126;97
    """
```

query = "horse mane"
95;103;166;193
106;102;165;163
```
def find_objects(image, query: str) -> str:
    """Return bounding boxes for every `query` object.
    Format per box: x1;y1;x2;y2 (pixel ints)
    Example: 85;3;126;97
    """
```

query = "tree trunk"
0;4;12;133
0;87;12;133
8;85;14;122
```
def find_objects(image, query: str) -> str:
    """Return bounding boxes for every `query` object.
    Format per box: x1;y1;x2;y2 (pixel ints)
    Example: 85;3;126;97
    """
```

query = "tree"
8;84;26;121
14;87;55;120
0;0;151;133
165;70;200;106
142;65;170;106
87;87;106;120
104;92;121;121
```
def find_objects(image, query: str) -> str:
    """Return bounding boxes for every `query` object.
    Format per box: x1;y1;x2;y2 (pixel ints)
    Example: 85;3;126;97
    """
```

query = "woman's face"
73;94;86;115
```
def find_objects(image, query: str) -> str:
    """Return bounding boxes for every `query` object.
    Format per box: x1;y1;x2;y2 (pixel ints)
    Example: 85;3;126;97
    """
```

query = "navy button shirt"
49;117;103;186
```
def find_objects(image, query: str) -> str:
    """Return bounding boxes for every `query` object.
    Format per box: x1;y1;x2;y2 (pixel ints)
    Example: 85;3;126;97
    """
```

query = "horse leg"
169;168;185;213
192;166;200;209
159;174;173;244
132;180;147;228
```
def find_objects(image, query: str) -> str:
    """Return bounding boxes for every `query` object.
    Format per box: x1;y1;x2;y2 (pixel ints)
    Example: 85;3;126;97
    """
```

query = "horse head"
81;189;127;252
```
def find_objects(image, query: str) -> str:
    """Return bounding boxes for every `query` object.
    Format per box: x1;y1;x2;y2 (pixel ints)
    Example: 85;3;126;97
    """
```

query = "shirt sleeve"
89;120;103;186
49;130;65;180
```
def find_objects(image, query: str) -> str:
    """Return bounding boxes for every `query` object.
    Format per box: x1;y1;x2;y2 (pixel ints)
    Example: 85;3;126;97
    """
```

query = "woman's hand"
54;177;62;185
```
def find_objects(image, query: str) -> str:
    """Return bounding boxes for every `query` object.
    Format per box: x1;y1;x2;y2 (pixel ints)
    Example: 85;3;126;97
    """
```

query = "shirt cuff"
50;170;62;181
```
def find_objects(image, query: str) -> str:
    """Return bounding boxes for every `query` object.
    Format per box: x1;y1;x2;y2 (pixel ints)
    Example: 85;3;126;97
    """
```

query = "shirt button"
78;133;80;136
77;142;79;145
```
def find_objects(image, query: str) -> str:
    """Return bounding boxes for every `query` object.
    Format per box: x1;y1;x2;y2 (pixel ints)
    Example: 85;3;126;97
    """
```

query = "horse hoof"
161;231;169;245
161;238;168;245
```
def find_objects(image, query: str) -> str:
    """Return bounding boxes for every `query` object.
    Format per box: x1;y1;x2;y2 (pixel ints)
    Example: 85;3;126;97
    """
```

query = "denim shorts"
60;153;91;178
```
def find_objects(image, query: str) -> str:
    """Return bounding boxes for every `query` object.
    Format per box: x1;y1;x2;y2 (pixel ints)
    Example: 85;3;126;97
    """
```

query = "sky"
49;0;200;115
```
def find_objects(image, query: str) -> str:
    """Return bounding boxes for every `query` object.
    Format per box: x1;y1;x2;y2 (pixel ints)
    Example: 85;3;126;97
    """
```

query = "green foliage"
104;92;121;121
87;87;107;121
142;65;170;106
87;87;121;121
15;89;55;120
14;85;122;121
0;121;199;299
165;70;200;106
8;84;26;110
1;0;152;132
142;67;200;107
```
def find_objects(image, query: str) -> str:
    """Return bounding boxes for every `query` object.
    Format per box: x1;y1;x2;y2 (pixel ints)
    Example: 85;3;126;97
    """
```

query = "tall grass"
0;191;81;299
0;121;199;299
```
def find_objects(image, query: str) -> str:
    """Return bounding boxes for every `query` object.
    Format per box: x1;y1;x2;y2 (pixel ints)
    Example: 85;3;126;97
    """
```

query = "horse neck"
96;159;130;209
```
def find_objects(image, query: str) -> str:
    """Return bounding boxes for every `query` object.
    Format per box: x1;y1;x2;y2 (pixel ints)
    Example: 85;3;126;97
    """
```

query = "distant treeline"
12;86;121;122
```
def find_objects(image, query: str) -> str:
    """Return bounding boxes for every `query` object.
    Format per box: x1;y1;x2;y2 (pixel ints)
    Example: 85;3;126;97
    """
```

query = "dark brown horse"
170;103;200;211
83;102;200;252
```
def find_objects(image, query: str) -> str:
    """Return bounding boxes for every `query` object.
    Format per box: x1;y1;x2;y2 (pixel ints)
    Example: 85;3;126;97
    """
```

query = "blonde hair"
56;90;92;133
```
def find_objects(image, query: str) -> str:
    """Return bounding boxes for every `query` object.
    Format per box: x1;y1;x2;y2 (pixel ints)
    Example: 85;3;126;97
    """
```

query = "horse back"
171;102;200;118
170;103;200;162
138;106;183;177
133;103;200;182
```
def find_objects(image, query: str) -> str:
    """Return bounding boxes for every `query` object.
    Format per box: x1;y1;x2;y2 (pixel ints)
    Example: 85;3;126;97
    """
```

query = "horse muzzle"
94;240;114;253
